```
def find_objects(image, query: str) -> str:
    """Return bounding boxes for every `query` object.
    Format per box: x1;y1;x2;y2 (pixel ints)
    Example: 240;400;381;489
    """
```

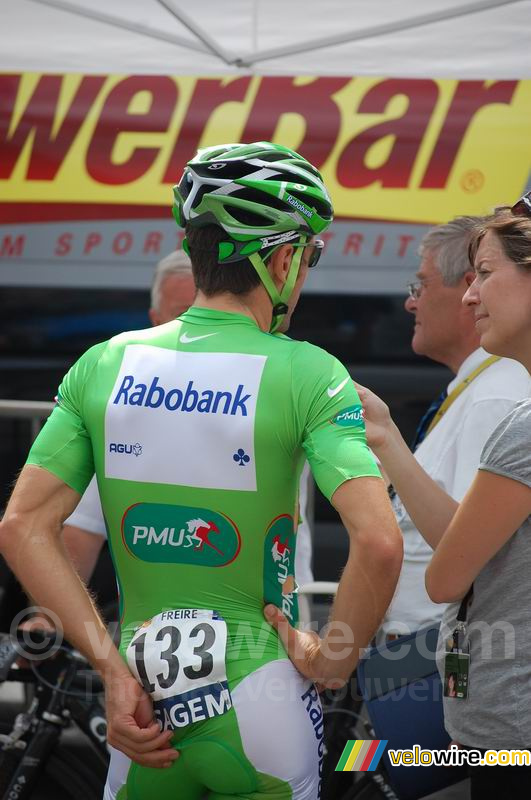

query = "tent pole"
29;0;209;55
156;0;235;66
239;0;522;66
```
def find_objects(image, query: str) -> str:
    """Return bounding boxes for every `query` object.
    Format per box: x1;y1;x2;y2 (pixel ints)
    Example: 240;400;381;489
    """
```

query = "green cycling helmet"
173;141;333;260
172;142;333;331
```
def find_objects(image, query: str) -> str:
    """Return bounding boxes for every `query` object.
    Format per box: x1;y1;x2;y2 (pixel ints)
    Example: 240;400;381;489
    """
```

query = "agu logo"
109;442;142;456
122;503;241;567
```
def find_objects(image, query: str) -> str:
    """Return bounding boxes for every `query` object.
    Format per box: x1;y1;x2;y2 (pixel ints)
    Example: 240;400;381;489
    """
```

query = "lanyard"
451;585;474;651
388;355;500;502
426;355;501;436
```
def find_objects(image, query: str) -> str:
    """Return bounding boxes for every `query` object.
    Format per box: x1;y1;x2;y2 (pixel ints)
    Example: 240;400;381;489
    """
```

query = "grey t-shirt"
438;399;531;749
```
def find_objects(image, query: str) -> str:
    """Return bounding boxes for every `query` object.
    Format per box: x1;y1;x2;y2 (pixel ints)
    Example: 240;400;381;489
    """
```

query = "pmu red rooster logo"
271;535;291;563
185;518;224;555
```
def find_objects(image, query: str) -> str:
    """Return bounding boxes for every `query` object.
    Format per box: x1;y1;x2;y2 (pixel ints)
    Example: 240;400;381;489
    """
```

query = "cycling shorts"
103;659;324;799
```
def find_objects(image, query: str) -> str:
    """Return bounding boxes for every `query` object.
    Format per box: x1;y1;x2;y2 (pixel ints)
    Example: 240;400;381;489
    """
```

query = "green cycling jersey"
27;306;379;736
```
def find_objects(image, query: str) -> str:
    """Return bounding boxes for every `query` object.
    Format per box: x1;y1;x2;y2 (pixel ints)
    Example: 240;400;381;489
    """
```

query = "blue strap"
410;389;448;451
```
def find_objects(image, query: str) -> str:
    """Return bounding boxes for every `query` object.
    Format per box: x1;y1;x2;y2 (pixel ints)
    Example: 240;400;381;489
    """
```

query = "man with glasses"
379;214;531;643
0;142;402;800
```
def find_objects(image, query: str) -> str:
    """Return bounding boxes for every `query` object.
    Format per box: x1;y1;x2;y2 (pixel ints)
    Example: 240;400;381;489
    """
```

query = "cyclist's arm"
0;465;177;768
266;475;402;686
329;475;402;673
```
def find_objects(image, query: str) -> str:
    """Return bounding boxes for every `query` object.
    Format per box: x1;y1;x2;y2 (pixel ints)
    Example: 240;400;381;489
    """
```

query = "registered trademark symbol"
460;169;484;193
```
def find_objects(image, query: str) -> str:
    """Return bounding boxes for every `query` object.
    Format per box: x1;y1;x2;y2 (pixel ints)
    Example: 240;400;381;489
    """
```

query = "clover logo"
233;448;250;466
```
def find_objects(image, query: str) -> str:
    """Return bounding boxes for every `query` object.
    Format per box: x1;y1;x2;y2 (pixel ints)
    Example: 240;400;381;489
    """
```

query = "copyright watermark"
10;606;64;660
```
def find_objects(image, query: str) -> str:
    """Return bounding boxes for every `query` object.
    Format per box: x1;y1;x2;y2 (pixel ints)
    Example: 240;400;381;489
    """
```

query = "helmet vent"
236;186;286;212
256;151;288;163
192;184;213;209
177;172;192;200
193;162;250;180
228;205;272;227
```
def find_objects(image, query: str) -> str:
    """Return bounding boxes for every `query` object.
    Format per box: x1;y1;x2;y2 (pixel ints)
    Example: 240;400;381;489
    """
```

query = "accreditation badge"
444;633;470;700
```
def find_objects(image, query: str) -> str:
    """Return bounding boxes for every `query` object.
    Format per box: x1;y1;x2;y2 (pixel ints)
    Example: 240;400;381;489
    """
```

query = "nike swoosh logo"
179;332;218;344
327;377;349;398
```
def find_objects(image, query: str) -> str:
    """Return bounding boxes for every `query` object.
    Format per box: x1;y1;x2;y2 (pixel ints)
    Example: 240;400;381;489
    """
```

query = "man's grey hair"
419;215;486;286
150;249;193;311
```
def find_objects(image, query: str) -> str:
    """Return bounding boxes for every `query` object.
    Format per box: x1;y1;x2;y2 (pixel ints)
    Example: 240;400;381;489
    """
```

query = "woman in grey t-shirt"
356;199;531;798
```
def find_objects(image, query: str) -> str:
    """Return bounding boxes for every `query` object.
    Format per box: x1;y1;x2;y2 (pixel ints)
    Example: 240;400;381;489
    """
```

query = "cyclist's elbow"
375;529;403;575
354;523;403;574
0;512;31;560
0;515;16;559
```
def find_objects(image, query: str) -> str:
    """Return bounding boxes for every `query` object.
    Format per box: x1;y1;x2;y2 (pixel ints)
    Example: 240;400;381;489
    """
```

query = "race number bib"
126;609;231;730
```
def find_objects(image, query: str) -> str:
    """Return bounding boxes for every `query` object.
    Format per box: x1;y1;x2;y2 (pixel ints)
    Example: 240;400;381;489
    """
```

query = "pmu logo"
109;442;142;456
330;404;365;428
122;503;241;567
263;515;297;624
113;375;251;417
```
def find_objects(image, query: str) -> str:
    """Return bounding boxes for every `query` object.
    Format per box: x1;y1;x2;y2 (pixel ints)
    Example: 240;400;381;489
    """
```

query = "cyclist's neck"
193;287;273;332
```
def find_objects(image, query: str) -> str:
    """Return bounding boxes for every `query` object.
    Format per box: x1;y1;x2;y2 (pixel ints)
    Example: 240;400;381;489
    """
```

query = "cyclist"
0;142;402;799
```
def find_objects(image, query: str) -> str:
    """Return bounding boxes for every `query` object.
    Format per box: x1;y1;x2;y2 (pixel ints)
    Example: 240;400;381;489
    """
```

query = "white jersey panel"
295;462;314;588
64;474;106;535
105;345;266;491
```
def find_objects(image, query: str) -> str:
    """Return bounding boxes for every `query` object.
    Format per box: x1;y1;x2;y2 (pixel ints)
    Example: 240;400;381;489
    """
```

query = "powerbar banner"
1;74;530;292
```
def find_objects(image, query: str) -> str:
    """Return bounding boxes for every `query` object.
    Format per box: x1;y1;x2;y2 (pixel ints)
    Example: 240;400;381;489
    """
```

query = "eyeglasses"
407;276;440;299
407;281;422;300
291;238;325;269
511;191;531;217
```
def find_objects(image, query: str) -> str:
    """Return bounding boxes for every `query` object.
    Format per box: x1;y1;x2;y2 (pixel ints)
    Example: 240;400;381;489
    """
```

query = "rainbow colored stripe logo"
335;740;388;772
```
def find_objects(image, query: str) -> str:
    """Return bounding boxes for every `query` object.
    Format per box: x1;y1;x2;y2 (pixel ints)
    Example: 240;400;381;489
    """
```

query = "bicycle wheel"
321;692;367;799
0;722;107;800
320;687;399;800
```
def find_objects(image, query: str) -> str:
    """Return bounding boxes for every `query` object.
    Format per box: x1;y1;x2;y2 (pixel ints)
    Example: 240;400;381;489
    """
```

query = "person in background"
358;197;531;798
379;215;530;643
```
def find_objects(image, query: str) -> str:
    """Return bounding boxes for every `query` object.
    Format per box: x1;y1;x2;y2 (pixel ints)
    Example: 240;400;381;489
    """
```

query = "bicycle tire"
0;722;107;800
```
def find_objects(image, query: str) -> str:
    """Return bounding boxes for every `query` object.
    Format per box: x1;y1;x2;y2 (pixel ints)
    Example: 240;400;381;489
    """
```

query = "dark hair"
469;207;531;270
185;224;262;296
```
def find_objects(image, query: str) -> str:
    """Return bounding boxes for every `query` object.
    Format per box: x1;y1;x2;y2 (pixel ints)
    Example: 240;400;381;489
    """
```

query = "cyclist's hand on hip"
105;673;179;769
264;604;345;691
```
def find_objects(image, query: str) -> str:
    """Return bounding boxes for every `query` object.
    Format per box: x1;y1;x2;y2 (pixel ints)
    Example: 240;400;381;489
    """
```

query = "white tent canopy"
3;0;531;77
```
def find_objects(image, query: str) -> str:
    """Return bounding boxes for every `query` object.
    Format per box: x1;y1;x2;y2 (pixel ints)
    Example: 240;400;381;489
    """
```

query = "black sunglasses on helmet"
511;191;531;217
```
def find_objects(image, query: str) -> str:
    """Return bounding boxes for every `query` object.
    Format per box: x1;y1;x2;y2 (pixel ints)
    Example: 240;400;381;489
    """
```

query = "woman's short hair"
468;207;531;270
